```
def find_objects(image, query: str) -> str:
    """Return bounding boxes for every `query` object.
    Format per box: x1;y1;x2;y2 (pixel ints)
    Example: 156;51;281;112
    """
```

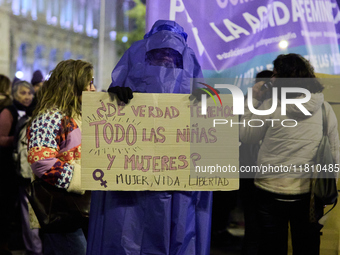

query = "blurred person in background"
28;70;44;115
0;80;34;255
0;75;12;113
14;84;43;254
31;71;44;94
240;53;339;255
239;70;273;255
27;59;95;255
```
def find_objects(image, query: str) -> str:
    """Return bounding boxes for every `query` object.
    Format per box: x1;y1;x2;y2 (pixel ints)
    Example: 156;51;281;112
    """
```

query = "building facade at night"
0;0;135;89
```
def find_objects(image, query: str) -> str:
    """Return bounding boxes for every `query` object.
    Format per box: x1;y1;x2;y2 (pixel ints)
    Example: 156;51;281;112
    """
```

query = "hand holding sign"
108;86;133;104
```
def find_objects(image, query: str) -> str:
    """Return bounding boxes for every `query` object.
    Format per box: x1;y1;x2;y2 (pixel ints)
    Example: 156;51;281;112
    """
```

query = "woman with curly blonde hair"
27;59;95;255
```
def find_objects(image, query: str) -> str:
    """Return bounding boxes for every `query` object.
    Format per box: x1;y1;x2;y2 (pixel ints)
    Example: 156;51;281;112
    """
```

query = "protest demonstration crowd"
1;1;340;254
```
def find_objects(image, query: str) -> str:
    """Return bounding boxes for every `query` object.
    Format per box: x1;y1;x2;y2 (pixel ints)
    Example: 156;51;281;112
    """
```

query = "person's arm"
27;113;83;193
0;108;14;147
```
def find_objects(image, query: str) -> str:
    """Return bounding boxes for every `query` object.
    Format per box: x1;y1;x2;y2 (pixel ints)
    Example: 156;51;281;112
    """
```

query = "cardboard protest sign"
81;92;239;191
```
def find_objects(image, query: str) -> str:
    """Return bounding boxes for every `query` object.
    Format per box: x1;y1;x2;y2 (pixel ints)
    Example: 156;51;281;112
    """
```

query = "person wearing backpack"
0;80;34;255
240;54;339;255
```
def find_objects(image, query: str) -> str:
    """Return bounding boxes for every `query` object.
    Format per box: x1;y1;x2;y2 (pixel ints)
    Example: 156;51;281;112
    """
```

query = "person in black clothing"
31;70;44;94
0;80;33;255
239;70;273;255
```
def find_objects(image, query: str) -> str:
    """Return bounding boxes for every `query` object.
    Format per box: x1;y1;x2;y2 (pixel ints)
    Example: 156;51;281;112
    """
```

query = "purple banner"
146;0;340;75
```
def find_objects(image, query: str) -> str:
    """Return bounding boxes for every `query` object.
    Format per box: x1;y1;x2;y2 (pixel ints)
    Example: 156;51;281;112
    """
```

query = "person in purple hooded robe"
86;20;212;255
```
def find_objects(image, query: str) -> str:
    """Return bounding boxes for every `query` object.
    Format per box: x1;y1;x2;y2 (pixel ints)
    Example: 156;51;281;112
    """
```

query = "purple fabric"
146;48;184;69
87;191;212;255
146;1;340;73
30;157;58;178
144;20;188;41
19;186;43;254
88;20;212;255
59;128;81;153
109;20;203;94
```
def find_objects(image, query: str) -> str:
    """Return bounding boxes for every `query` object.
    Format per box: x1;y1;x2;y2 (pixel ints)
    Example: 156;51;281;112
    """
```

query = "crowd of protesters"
0;20;339;255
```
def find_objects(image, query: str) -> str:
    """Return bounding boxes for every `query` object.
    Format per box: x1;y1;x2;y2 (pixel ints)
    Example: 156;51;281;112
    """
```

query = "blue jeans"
43;228;86;255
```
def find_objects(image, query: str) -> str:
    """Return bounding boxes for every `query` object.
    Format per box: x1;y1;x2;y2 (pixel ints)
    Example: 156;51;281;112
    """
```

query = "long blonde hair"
32;59;93;121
